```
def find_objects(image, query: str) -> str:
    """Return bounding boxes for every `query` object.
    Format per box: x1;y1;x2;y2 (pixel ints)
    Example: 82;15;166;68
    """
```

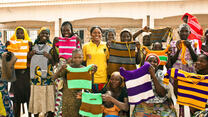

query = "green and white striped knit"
66;64;94;90
79;92;103;117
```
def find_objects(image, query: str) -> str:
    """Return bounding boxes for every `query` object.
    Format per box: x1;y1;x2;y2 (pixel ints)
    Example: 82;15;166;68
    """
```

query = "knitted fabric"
66;64;94;90
164;68;208;110
120;62;154;104
79;92;103;117
108;41;136;75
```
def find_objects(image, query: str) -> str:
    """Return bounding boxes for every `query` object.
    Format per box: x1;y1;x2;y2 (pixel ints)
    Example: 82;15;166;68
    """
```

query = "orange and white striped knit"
143;45;170;65
7;26;31;69
7;40;29;69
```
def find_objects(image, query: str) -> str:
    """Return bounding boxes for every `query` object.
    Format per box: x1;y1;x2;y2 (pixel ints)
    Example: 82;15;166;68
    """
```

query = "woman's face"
91;28;102;42
121;32;131;42
110;73;121;89
62;25;72;37
16;28;25;39
179;27;190;40
195;54;208;72
143;35;151;46
146;56;159;69
39;30;49;43
107;32;115;41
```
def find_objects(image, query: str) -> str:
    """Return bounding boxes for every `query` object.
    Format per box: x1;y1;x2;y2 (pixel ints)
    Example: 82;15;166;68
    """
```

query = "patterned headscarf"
178;23;191;33
34;27;52;44
145;54;161;65
10;26;31;41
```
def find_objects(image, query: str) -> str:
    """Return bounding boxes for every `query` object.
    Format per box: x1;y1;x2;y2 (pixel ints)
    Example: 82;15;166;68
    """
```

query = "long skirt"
29;85;55;114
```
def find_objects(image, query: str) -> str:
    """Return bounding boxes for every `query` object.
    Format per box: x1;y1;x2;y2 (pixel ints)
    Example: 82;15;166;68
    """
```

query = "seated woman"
101;71;129;117
133;54;176;117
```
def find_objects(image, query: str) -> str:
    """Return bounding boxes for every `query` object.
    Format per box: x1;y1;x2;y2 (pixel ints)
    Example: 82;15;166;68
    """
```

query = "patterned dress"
133;70;176;117
0;41;13;117
0;80;13;117
170;40;200;73
54;58;66;117
29;43;55;114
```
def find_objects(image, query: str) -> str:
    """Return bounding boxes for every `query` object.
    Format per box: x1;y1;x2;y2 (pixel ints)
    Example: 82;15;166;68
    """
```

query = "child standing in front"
53;48;96;117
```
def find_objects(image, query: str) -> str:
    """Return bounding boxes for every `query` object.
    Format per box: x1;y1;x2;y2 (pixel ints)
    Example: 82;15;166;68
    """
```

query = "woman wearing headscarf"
28;27;54;117
101;71;129;117
6;26;32;117
133;54;176;117
170;23;200;73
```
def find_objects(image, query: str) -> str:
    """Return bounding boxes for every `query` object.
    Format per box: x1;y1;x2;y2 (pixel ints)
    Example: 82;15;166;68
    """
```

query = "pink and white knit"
55;36;80;60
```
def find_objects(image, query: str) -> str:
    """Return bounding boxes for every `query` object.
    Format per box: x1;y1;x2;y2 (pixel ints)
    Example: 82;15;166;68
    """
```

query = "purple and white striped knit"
120;62;155;105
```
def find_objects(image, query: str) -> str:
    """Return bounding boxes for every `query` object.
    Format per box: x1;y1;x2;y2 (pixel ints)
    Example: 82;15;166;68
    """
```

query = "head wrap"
10;26;31;41
120;29;132;41
145;54;161;65
142;32;152;37
34;27;52;44
178;23;191;33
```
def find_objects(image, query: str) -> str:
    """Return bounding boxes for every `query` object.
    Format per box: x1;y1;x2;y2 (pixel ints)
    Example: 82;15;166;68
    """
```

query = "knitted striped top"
164;68;208;110
66;64;94;90
109;41;136;65
120;62;154;104
7;40;29;69
79;92;103;117
143;45;170;65
55;36;80;59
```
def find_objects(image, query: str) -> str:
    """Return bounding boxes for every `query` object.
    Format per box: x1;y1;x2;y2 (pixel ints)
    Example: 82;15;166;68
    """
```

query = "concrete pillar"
54;18;61;37
142;16;147;28
150;16;154;29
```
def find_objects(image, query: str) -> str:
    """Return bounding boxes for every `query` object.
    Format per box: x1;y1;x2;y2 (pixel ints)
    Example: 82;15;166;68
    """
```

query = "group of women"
0;20;208;117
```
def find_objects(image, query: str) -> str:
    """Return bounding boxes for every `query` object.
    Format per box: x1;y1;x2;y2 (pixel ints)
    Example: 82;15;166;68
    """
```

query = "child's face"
16;28;25;39
121;32;131;42
152;42;162;50
72;52;83;66
146;56;159;69
39;30;49;43
61;25;72;37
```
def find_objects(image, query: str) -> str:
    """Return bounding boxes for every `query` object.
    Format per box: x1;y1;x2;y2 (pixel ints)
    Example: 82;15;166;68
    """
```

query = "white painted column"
54;18;61;37
150;16;154;29
142;16;147;28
